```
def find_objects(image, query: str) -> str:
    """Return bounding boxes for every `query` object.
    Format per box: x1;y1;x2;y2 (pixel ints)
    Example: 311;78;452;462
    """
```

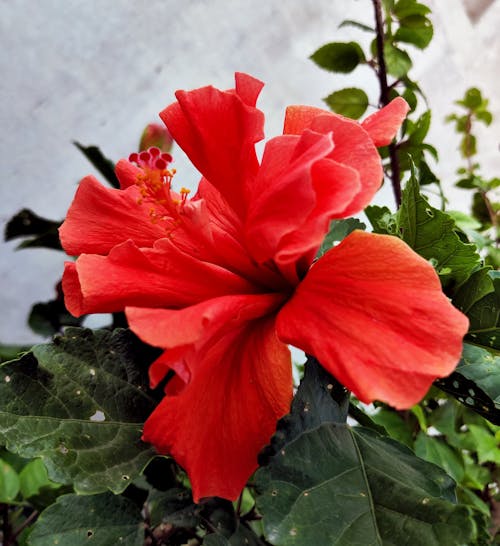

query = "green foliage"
323;88;369;119
366;172;481;290
255;359;484;546
454;268;500;350
0;458;20;502
4;208;62;251
27;493;144;545
310;42;365;73
0;328;159;494
317;218;366;258
384;42;412;78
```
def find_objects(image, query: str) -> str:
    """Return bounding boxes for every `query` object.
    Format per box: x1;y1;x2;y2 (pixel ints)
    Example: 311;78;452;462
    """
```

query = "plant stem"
372;0;402;207
1;503;11;546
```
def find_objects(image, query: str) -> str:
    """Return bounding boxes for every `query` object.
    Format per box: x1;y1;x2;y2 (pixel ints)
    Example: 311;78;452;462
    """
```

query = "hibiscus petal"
245;131;334;266
142;316;292;501
276;231;469;409
361;97;410;147
160;73;265;217
284;106;387;215
64;239;258;316
115;159;141;189
59;176;166;256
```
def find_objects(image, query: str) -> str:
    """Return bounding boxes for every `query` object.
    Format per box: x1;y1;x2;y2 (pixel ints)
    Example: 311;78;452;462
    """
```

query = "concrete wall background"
1;0;499;344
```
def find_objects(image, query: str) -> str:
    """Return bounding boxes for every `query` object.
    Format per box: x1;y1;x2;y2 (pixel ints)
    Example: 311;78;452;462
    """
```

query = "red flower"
60;73;468;502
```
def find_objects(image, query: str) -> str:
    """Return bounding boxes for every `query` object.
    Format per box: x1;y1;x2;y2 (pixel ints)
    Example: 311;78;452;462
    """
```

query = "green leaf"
4;209;62;250
255;359;480;546
0;328;160;493
73;142;120;188
367;173;481;290
310;42;365;73
384;42;412;78
19;459;60;500
398;174;481;289
317;218;366;258
414;433;465;483
204;525;267;546
460;134;477;158
393;0;431;18
466;424;500;464
457;88;483;110
395;15;433;49
0;458;20;502
29;296;84;337
453;268;500;350
0;344;31;364
338;20;375;33
408;110;431;144
27;493;144;546
476;109;493;126
323;88;369;119
435;343;500;425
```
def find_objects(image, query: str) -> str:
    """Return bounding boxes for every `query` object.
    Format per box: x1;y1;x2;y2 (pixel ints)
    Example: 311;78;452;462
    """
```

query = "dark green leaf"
393;0;431;18
0;344;31;364
418;161;439;186
0;328;160;493
204;525;267;546
73;142;120;188
402;87;418;111
338;20;375;33
255;359;480;545
384;42;412;78
148;488;198;528
28;285;84;337
397;173;481;290
317;218;366;258
395;15;433;49
4;209;62;250
27;493;143;545
323;88;369;119
454;268;500;350
436;343;500;425
310;42;365;73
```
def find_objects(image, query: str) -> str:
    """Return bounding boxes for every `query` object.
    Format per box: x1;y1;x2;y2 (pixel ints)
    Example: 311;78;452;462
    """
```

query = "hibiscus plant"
1;1;499;545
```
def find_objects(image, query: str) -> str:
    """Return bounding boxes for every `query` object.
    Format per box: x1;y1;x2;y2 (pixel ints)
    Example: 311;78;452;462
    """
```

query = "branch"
372;0;402;207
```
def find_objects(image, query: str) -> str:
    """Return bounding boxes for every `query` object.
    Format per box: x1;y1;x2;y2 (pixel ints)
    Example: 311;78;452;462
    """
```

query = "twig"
372;0;402;207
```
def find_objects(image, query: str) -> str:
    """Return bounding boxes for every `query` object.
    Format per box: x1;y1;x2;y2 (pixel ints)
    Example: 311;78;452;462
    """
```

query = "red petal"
59;176;165;256
115;159;141;189
160;73;264;217
361;97;409;147
127;292;285;385
142;316;292;501
276;231;469;408
284;106;383;215
65;239;258;316
245;131;334;266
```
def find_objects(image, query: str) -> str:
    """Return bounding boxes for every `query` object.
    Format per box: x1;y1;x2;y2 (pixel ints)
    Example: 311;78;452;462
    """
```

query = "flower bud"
139;123;173;153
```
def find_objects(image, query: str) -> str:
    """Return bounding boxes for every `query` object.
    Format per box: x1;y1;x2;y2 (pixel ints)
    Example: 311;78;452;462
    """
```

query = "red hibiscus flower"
60;73;468;502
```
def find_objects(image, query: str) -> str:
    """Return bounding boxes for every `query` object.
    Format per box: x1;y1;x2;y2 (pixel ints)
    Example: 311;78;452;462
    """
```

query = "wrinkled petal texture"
160;73;265;217
59;176;166;256
276;230;469;409
140;305;292;501
63;238;258;316
283;98;407;215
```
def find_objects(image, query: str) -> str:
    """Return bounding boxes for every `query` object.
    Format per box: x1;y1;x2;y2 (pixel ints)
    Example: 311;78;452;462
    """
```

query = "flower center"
129;147;191;236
